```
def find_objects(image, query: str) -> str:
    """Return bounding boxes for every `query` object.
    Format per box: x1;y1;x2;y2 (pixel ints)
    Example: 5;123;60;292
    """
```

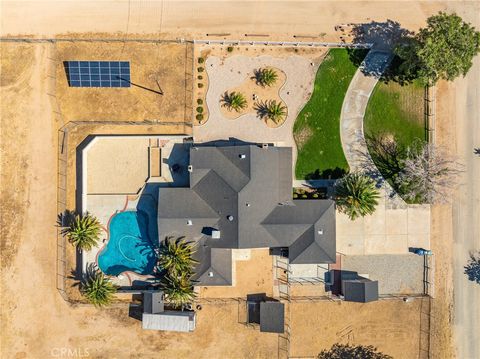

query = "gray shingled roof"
157;144;336;286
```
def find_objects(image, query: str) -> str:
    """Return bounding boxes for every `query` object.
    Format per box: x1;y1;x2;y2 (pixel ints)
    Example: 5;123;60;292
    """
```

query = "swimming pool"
98;210;156;276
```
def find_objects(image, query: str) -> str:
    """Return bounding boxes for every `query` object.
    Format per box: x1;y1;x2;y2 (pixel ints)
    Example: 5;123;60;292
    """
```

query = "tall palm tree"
160;272;197;309
62;213;102;251
335;172;380;220
254;68;278;87
221;91;248;112
255;100;287;124
157;236;198;276
82;266;117;307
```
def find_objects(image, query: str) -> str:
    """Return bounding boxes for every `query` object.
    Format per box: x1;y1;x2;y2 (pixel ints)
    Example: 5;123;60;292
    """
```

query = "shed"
259;301;285;333
143;291;164;314
142;310;196;332
342;279;379;303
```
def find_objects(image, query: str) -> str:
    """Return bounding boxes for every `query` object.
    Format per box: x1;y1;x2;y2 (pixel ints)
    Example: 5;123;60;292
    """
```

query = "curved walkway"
339;50;405;208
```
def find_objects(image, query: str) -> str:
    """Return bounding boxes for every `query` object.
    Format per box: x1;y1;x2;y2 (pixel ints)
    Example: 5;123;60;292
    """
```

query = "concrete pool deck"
81;135;191;286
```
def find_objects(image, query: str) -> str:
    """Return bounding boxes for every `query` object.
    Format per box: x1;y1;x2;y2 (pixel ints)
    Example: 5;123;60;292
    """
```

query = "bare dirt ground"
290;298;430;358
198;249;274;299
55;41;191;123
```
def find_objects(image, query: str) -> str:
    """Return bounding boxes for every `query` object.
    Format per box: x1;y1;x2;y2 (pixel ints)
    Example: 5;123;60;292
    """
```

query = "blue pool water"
98;211;156;276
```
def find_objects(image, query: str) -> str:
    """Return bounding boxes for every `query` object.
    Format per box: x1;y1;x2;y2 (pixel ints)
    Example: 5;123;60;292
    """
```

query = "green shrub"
198;57;204;64
196;114;204;121
198;83;204;88
312;193;319;198
196;106;204;113
197;98;203;105
197;67;204;73
227;46;234;52
302;194;308;199
293;193;298;199
197;75;203;80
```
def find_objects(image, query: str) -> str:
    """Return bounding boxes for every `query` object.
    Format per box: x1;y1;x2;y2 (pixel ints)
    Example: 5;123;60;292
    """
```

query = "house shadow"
305;167;347;180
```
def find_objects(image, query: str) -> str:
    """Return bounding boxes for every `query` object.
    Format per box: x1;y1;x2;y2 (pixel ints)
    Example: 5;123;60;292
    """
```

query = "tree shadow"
361;133;407;184
474;148;480;156
253;100;270;120
349;20;418;84
464;253;480;284
304;167;347;180
350;20;413;50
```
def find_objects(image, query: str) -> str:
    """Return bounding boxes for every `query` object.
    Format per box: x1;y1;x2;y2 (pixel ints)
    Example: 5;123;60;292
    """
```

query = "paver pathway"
339;50;405;208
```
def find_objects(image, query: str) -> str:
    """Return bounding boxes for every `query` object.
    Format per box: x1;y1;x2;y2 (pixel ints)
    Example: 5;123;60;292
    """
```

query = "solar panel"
65;61;131;88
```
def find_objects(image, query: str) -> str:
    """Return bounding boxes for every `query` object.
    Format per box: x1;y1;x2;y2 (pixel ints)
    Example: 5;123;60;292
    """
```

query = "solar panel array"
65;61;131;88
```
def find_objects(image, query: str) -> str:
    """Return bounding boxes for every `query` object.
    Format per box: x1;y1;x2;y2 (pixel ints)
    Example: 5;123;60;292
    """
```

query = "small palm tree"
62;213;102;251
254;68;278;87
157;236;198;276
221;91;247;112
160;272;197;308
82;266;117;307
335;172;380;220
255;100;287;124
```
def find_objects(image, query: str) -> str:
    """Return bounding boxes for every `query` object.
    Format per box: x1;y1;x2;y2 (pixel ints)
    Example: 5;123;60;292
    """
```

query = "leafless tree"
396;141;463;204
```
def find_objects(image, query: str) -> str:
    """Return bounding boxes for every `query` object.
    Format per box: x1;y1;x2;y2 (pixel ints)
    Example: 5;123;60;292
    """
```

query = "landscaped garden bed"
293;48;367;180
293;187;328;200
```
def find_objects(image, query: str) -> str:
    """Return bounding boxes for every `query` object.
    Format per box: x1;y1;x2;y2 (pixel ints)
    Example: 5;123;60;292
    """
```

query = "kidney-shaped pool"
98;210;156;276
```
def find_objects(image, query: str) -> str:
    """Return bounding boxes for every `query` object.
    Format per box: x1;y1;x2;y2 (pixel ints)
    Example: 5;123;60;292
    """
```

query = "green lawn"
363;78;426;197
364;79;425;150
293;49;366;180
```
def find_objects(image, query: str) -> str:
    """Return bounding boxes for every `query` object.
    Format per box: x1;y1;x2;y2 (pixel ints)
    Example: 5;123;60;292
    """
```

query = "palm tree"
62;213;102;251
221;91;247;112
81;266;117;307
157;236;198;276
254;68;278;87
160;272;197;308
255;100;287;124
335;172;380;220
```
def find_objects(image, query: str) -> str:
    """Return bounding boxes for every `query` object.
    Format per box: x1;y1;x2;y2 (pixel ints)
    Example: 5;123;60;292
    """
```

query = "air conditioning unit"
262;143;269;149
239;154;246;159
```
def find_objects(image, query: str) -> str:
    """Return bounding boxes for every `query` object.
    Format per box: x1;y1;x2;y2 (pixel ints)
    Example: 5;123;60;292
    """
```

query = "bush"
196;114;204;121
197;67;204;73
198;57;204;64
198;83;204;88
227;46;234;52
301;194;308;199
293;193;298;199
197;98;203;105
196;106;203;113
197;75;203;80
312;193;319;198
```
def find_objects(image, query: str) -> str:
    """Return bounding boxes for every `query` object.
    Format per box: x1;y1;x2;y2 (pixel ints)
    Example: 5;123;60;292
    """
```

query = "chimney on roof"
188;165;193;172
187;220;193;226
227;215;234;221
239;154;246;159
208;271;214;277
317;229;324;235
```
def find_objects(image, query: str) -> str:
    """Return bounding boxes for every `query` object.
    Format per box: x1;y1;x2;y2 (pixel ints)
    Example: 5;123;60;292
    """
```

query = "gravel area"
342;254;425;295
195;54;323;170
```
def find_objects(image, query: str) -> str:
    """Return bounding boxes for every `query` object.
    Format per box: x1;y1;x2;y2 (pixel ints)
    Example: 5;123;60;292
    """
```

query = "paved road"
448;5;480;359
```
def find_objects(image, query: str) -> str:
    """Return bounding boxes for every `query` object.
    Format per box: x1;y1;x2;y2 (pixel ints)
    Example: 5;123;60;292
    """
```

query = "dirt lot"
55;41;192;123
290;298;430;358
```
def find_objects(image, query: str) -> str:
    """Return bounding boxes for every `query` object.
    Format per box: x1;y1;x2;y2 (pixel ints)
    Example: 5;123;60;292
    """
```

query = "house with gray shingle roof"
157;144;336;286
